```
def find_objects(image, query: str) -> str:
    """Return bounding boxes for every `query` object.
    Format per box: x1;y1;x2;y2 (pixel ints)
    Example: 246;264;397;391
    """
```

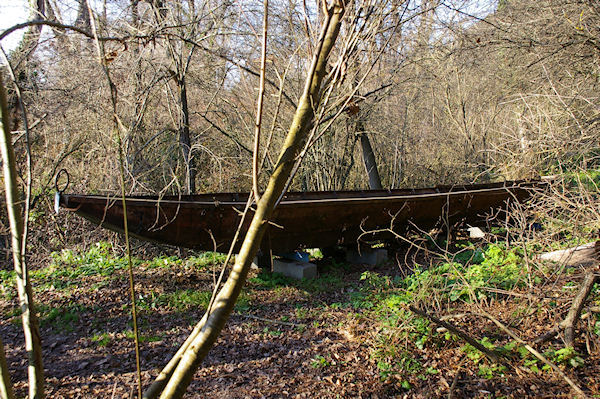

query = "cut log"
539;241;599;267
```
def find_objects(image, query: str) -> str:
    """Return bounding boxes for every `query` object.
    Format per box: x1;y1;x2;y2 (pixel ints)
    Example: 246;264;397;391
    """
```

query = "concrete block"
273;258;317;279
345;248;388;265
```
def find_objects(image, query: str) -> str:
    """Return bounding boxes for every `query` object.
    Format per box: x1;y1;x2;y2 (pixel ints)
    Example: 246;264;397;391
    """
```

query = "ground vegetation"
0;0;599;397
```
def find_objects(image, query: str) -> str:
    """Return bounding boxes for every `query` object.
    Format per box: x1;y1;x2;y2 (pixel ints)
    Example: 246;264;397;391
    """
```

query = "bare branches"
252;0;269;202
0;19;120;43
409;305;503;364
410;300;590;398
0;47;33;256
536;272;600;347
86;2;142;396
0;68;44;399
481;311;588;399
145;4;348;398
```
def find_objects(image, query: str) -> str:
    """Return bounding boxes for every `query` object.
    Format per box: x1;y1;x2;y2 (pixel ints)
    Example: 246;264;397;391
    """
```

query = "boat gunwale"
60;181;541;208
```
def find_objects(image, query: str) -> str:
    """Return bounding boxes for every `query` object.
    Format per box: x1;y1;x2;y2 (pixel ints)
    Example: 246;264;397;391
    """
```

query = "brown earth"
1;243;598;398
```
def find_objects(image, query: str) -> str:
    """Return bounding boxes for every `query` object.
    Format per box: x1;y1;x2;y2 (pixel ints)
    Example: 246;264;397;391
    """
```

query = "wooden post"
258;230;273;271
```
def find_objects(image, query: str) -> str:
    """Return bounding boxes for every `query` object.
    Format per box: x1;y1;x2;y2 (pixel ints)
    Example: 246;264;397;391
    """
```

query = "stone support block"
345;248;388;265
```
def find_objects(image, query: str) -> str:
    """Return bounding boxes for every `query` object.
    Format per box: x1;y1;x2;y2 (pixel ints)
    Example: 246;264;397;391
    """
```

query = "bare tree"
0;74;44;399
144;2;348;397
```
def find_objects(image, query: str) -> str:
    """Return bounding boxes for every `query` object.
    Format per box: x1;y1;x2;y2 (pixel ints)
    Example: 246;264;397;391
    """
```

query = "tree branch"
408;305;502;364
0;19;120;43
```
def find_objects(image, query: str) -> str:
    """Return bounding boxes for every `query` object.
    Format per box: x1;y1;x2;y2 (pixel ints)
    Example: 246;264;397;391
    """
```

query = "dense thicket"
2;0;598;198
0;0;598;265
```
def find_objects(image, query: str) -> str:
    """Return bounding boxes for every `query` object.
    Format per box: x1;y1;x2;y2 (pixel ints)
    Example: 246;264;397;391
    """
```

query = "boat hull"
58;181;540;252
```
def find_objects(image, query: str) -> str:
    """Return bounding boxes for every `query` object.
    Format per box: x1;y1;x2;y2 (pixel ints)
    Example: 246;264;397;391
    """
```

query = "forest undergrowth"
0;172;598;398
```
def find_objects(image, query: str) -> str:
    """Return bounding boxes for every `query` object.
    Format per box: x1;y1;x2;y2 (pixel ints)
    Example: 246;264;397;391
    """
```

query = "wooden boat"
57;180;541;253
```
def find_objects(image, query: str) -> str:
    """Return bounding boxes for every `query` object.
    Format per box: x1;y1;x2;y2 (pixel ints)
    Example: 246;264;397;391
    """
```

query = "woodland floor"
1;236;599;398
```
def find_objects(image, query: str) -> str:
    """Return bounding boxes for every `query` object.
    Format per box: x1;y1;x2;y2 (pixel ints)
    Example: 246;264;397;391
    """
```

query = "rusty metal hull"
58;180;540;252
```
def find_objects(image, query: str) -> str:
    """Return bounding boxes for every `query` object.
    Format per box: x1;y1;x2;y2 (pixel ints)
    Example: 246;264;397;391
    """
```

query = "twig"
408;305;502;364
0;336;15;399
110;380;118;399
480;311;588;398
447;359;464;399
197;113;252;154
474;286;542;301
143;195;254;399
0;58;45;399
440;313;467;321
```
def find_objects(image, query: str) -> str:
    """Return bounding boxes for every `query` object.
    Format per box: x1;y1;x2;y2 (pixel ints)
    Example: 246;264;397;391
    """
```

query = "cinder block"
345;248;388;265
273;259;317;279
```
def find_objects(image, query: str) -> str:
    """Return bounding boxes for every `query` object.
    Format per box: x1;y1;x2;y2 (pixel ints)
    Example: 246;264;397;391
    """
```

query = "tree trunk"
74;0;91;31
7;0;46;132
127;0;143;179
358;122;382;190
148;0;196;194
178;76;195;194
146;3;346;398
0;336;15;399
0;75;45;399
15;0;46;56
